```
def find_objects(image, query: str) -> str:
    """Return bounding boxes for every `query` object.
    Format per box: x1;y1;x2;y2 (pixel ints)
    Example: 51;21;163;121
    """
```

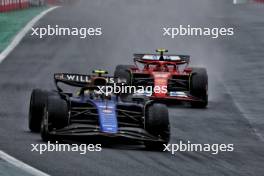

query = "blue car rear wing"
54;73;125;92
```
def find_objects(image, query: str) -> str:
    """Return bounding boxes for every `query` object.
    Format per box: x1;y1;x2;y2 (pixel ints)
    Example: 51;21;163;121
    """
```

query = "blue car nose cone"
94;100;118;134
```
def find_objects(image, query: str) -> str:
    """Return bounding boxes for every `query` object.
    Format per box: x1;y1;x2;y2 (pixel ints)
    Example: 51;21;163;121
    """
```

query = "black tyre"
114;65;134;85
29;89;47;132
144;103;170;150
190;67;208;108
41;96;69;142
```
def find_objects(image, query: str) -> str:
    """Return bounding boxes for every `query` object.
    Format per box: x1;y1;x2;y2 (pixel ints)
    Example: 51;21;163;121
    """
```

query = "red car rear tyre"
114;65;134;85
190;67;208;108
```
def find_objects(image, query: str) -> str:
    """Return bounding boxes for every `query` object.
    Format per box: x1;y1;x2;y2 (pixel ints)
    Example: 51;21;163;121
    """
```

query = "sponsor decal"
170;91;187;97
55;73;121;84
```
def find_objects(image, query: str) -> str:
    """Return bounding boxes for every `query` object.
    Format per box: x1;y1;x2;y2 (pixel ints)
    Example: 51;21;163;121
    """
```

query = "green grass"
0;7;48;52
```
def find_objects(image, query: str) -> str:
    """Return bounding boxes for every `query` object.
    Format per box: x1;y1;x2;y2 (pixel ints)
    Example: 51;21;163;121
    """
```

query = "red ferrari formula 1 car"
114;49;208;108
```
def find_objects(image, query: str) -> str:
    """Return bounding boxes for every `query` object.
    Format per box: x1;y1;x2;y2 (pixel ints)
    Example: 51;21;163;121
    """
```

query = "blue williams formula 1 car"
28;70;170;150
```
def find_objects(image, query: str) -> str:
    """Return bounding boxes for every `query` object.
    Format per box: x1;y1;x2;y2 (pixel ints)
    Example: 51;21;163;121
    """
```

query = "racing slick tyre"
114;65;134;85
29;89;60;132
144;103;170;151
29;89;48;132
41;96;69;142
190;67;208;108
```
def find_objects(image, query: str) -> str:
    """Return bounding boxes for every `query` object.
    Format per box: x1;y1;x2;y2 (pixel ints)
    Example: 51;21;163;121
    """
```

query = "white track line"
0;150;50;176
0;6;58;176
0;6;59;63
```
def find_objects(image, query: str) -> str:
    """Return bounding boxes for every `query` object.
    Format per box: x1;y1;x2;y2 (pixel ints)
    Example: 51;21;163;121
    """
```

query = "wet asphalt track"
0;0;264;175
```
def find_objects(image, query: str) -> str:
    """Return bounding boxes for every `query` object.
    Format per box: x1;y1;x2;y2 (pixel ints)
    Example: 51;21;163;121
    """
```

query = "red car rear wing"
133;54;190;65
